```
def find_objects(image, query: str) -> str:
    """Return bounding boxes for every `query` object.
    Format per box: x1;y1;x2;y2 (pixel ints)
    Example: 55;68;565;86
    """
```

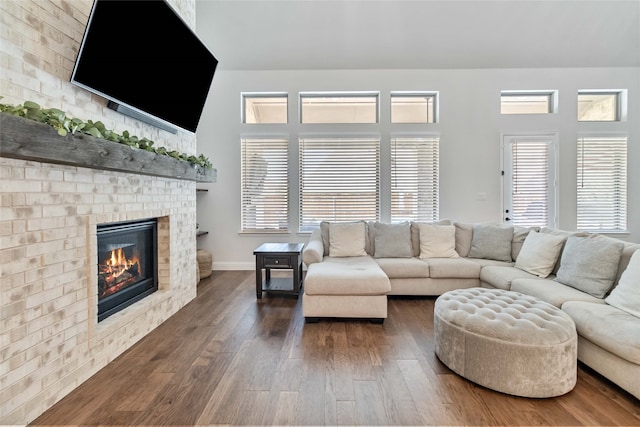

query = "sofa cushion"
321;220;371;256
614;242;640;285
302;227;324;266
425;258;481;279
373;222;413;258
329;221;367;257
480;266;539;290
366;221;376;255
320;221;330;256
465;258;514;268
419;224;459;258
375;257;429;279
468;224;514;262
411;219;452;257
555;234;624;298
511;226;539;261
511;278;604;308
605;249;640;318
539;227;589;275
515;231;566;278
454;222;473;257
562;301;640;365
304;256;390;295
539;227;588;238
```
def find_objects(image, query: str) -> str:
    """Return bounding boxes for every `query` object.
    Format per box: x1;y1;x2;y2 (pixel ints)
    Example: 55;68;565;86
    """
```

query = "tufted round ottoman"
434;287;577;398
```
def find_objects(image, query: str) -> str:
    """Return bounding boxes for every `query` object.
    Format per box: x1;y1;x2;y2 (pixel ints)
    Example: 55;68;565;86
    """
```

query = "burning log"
98;246;141;298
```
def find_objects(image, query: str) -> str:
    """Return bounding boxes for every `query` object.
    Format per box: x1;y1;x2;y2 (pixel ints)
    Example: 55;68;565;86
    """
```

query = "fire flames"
98;247;141;298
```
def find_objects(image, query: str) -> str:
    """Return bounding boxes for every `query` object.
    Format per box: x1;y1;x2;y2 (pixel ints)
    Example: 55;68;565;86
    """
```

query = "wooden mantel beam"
0;113;216;183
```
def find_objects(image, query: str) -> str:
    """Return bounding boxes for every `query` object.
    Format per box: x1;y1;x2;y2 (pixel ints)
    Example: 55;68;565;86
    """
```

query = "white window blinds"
391;137;439;222
577;136;627;232
510;140;550;228
299;137;380;231
241;138;289;231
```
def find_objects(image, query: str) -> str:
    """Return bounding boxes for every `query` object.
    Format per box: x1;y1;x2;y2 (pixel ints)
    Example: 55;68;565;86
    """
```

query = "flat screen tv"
71;0;218;134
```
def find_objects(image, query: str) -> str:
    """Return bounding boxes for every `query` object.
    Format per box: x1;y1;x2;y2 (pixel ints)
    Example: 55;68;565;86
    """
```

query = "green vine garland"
0;98;212;169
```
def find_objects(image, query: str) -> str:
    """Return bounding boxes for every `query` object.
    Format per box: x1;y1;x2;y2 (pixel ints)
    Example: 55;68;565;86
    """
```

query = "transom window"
577;91;621;122
500;91;556;114
391;92;438;123
242;93;288;124
299;92;379;124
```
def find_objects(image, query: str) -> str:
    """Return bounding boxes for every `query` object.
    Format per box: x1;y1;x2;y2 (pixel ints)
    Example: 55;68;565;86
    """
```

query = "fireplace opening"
97;219;158;322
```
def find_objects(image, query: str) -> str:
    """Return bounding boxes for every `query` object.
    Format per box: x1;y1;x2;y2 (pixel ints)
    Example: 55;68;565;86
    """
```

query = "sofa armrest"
303;227;324;266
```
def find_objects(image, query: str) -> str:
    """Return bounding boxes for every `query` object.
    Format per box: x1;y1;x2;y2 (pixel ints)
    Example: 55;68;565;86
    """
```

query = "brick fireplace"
0;1;205;423
96;219;159;322
0;157;198;424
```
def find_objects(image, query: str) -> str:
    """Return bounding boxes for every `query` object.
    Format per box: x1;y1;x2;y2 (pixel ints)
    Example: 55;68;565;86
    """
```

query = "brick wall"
0;1;200;424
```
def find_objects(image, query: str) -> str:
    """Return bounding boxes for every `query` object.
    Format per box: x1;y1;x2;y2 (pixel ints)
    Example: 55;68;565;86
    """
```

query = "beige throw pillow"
605;250;640;318
329;221;367;257
512;225;539;261
411;220;452;257
514;231;566;278
419;224;459;258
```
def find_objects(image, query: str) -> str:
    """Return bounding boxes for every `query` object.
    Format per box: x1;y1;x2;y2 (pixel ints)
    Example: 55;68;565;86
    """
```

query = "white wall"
196;68;640;270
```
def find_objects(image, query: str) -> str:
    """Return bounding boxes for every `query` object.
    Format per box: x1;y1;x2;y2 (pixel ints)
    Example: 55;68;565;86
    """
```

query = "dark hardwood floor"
32;270;640;426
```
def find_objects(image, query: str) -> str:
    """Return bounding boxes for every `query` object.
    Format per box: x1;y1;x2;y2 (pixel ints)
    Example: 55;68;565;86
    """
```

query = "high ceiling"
196;0;640;71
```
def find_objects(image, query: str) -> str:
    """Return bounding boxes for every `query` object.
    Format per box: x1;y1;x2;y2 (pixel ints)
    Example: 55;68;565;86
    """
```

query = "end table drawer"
263;256;291;268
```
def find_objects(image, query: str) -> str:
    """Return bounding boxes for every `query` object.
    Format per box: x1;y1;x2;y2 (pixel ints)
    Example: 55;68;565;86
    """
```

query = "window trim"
299;91;380;124
500;90;558;115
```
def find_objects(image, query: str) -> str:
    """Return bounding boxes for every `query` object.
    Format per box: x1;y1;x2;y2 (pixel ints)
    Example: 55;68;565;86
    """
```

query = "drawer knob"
275;260;279;264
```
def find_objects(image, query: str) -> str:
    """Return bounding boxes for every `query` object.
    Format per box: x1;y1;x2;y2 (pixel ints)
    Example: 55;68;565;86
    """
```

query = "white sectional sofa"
301;220;640;399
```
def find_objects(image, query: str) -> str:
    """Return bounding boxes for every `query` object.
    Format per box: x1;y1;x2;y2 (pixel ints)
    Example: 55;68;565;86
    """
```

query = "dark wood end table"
253;242;304;299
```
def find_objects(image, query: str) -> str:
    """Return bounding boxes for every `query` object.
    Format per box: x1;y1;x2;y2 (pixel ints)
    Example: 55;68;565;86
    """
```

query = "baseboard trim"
212;262;255;270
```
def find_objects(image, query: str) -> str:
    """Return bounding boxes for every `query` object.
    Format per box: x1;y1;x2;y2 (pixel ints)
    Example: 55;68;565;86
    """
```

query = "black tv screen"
71;0;218;133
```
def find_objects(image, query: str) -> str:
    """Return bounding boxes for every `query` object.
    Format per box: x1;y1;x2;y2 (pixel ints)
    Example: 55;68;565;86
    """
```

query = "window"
578;91;621;121
391;137;439;222
241;138;289;231
243;93;288;124
300;92;379;123
501;91;556;114
504;136;555;231
502;134;557;228
391;92;437;123
577;136;627;233
299;137;380;231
